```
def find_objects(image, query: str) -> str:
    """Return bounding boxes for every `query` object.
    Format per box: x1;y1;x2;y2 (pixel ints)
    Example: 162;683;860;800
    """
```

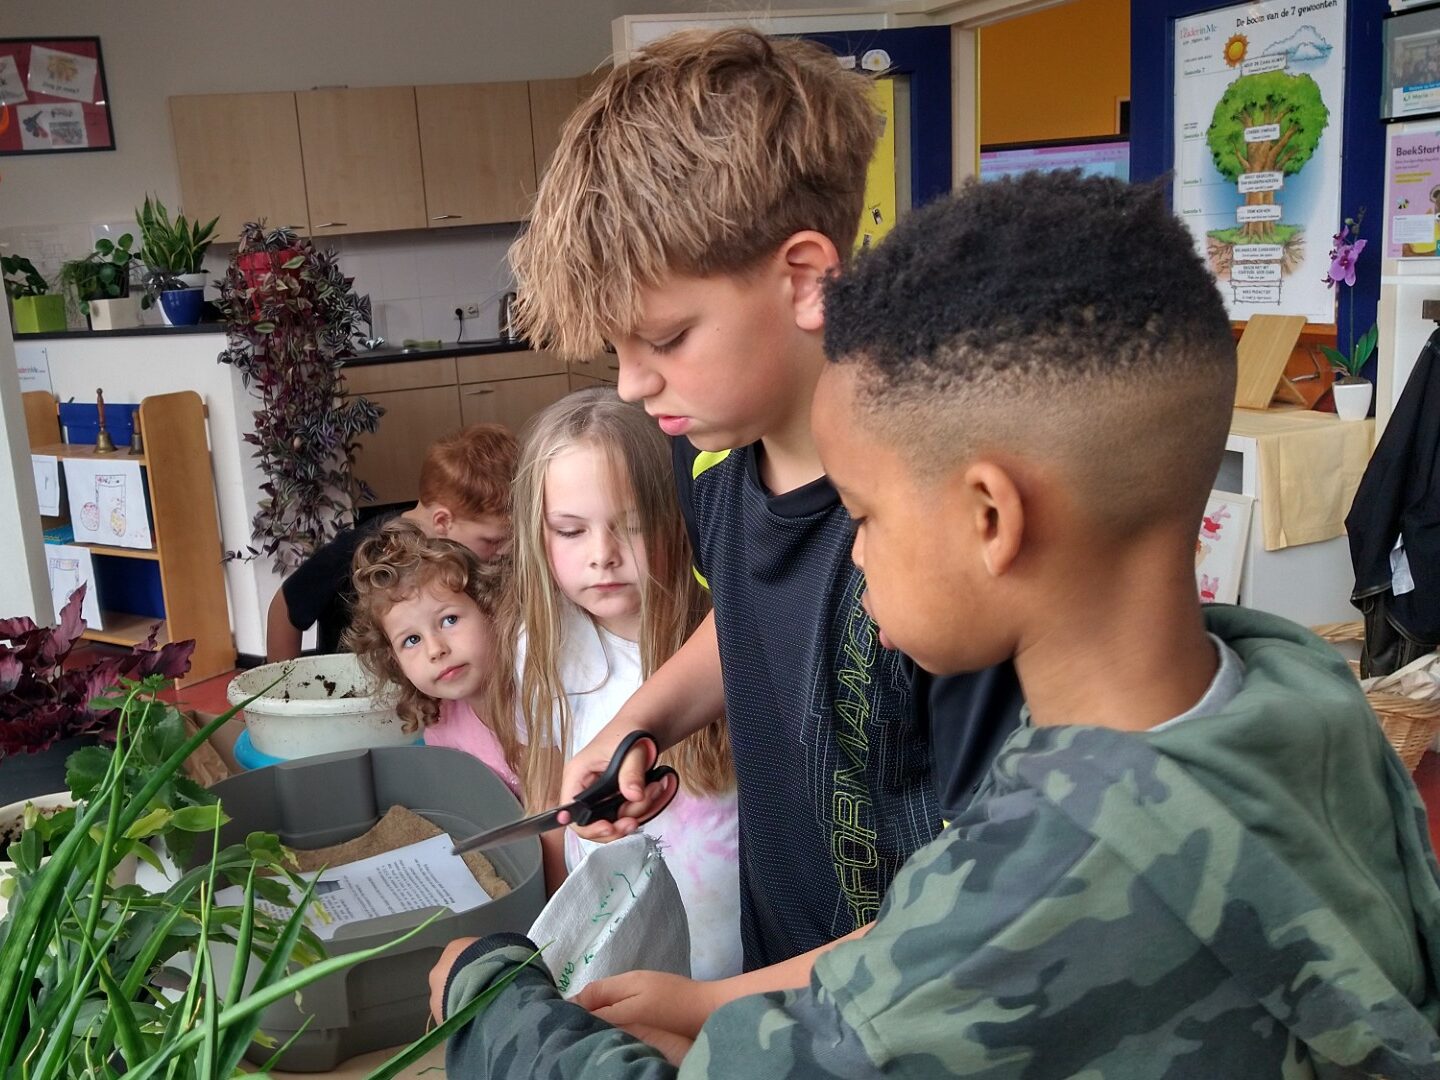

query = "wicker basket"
1312;621;1440;772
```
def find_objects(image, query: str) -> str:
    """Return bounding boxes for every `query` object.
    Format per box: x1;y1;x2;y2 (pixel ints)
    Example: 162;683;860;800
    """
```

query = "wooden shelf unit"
25;391;235;687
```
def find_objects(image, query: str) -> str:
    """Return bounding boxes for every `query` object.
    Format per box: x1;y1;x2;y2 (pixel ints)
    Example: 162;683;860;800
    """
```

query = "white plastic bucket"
227;654;414;761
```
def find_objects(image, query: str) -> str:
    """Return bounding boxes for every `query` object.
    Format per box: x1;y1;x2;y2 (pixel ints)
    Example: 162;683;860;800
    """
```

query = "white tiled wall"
3;220;521;340
323;224;521;345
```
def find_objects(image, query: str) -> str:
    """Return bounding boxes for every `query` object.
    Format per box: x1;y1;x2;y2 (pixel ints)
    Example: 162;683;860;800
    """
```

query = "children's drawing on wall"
1174;1;1344;322
44;544;100;627
1195;491;1254;605
31;454;60;516
62;457;151;549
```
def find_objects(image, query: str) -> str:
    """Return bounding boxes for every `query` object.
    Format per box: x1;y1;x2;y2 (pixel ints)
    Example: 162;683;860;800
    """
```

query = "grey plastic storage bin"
206;745;543;1072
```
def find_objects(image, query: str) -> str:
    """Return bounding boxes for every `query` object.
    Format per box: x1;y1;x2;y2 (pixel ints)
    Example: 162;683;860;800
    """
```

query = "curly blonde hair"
509;28;881;357
344;521;519;774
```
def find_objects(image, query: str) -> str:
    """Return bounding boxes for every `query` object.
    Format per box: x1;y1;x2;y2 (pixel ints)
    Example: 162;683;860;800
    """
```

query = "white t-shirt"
519;602;743;981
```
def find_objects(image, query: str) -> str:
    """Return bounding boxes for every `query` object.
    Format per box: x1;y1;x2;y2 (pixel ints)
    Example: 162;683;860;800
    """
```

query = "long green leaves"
0;677;531;1078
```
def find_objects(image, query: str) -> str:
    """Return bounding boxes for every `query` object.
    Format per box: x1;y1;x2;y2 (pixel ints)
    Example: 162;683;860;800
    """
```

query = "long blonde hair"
492;388;732;808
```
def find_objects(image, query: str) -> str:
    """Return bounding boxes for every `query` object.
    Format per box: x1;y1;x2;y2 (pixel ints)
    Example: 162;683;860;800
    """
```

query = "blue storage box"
94;555;165;620
58;402;139;449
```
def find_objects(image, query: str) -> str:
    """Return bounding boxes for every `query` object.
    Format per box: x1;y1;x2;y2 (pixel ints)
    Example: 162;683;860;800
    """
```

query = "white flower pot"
86;295;141;331
1333;379;1373;422
0;792;139;917
227;654;414;760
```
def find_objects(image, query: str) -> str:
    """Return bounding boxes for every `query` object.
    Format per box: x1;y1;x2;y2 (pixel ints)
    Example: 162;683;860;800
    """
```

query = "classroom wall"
978;0;1129;146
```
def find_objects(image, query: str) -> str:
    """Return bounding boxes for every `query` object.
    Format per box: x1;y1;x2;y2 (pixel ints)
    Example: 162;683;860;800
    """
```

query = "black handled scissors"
449;731;677;856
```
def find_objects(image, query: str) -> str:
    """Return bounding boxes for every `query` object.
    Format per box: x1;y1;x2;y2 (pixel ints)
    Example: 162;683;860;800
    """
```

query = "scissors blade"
449;807;567;856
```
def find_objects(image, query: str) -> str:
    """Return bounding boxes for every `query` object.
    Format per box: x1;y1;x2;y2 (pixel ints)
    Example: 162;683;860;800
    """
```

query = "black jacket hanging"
1346;328;1440;676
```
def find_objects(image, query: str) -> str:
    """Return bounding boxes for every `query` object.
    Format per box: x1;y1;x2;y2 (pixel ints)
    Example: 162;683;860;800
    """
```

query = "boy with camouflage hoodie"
429;174;1440;1077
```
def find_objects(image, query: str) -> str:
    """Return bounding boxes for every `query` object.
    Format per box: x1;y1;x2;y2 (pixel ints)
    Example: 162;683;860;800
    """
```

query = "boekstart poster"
1174;1;1345;323
1386;131;1440;258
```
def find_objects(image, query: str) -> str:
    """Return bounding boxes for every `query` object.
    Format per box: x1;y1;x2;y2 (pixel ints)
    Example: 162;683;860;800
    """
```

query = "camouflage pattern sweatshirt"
442;606;1440;1078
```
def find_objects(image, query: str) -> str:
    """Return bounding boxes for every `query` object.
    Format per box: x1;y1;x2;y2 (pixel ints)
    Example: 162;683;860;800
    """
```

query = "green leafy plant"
2;254;49;300
0;672;520;1078
217;222;382;571
58;234;139;315
1321;208;1378;383
136;195;219;308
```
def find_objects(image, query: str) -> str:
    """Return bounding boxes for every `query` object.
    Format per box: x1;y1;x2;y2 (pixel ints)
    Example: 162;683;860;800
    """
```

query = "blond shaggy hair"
490;388;732;810
345;521;521;775
509;27;881;358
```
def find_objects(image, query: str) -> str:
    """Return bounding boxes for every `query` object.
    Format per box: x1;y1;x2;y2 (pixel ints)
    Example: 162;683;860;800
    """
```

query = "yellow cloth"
1229;408;1375;551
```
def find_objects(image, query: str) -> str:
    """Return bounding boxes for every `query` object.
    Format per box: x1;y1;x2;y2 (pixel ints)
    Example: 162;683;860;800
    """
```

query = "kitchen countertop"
13;326;533;365
14;323;228;340
342;338;532;367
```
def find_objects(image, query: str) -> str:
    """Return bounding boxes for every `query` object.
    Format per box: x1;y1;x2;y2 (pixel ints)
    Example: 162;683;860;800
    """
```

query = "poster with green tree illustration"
1174;0;1344;323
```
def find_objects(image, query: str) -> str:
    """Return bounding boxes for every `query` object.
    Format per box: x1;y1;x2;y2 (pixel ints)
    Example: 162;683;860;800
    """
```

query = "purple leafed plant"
0;585;195;759
216;222;383;572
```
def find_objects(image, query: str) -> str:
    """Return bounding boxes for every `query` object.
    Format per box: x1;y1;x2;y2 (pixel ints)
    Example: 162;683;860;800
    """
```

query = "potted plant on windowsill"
2;254;65;334
58;234;141;331
1321;209;1379;422
136;194;219;327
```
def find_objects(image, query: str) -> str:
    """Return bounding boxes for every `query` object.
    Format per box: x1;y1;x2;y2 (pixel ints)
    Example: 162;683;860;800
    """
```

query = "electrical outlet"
463;302;481;318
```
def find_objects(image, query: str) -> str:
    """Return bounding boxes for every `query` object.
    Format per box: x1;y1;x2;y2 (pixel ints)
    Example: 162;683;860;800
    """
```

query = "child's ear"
778;230;840;333
430;505;454;537
959;462;1025;578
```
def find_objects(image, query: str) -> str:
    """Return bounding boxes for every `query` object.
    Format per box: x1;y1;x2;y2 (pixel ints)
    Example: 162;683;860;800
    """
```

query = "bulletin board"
0;37;116;156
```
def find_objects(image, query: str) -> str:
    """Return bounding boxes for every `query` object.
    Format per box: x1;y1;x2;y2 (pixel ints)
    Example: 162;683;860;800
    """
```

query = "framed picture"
1383;4;1440;121
0;37;115;156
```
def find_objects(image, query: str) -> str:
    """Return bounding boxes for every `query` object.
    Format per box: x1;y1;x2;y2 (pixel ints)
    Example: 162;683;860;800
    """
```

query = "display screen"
979;138;1130;182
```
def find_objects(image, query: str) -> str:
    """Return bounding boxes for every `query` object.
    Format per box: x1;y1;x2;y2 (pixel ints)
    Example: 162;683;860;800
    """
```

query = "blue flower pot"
158;286;205;326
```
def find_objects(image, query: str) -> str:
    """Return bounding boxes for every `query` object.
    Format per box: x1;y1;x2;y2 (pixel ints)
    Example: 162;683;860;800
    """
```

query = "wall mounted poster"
1174;1;1345;323
0;38;115;156
1196;491;1255;605
1386;130;1440;256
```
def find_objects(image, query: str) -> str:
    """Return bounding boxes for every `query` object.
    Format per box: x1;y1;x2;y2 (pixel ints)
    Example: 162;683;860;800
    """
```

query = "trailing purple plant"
0;585;194;759
216;222;383;572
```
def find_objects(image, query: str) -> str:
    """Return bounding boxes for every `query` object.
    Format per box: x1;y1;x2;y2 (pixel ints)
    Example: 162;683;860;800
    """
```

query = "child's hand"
558;732;675;842
576;970;725;1040
429;936;481;1022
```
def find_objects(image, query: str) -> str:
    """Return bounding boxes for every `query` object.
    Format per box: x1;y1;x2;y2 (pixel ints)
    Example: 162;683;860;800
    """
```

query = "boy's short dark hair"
823;173;1237;532
509;27;882;358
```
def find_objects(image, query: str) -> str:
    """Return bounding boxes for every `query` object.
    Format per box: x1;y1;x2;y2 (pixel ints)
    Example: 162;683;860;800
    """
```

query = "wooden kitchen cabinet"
169;92;311;238
568;352;620;391
460;374;571;433
296;87;427;235
417;83;536;227
344;351;573;503
527;72;605;188
347;385;462;505
344;357;459;505
457;349;570;433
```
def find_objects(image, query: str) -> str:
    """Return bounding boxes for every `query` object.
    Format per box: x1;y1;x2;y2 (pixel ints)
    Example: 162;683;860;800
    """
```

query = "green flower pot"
12;294;67;334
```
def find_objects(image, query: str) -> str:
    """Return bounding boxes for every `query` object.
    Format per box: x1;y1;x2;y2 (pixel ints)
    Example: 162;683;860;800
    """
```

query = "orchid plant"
1320;209;1378;382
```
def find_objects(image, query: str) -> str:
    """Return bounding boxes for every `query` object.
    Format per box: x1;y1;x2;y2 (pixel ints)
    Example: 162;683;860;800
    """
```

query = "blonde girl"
346;521;523;800
493;387;741;980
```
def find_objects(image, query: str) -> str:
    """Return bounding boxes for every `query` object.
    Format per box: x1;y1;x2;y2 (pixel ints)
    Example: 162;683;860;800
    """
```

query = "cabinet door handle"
465;388;496;396
316;221;348;228
606;363;620;372
431;213;462;221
